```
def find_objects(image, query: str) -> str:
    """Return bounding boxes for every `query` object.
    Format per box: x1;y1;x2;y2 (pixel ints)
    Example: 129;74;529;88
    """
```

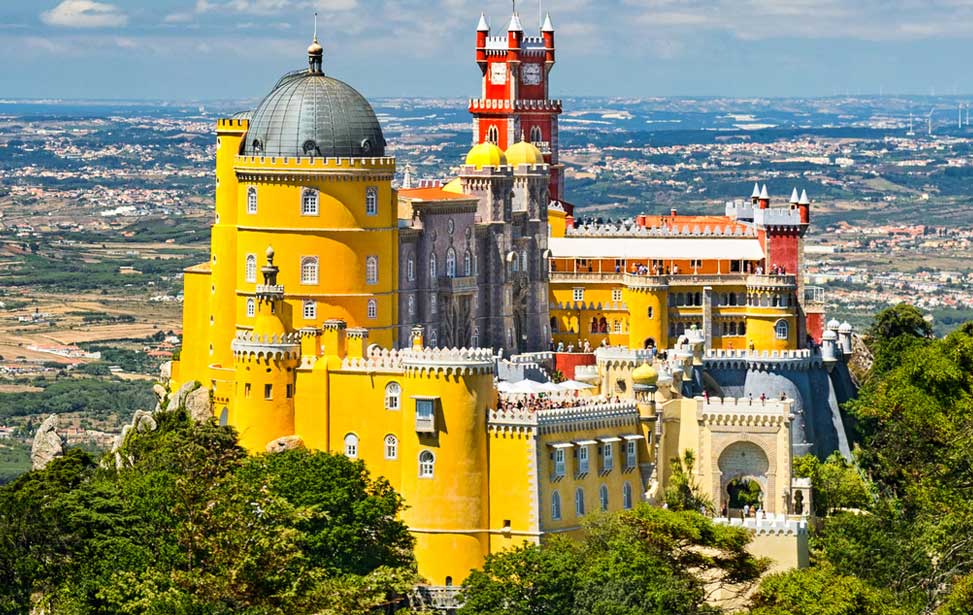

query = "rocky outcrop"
166;380;199;413
132;410;157;433
848;333;873;388
184;388;212;423
266;435;304;454
31;414;64;471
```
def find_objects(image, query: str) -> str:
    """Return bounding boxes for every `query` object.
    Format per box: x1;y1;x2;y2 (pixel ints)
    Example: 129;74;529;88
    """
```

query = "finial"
521;128;526;143
265;245;275;263
477;11;489;32
307;12;324;75
313;11;318;42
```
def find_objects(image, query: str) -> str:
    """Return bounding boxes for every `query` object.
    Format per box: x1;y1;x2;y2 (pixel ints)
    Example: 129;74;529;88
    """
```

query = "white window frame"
599;484;609;511
429;253;437;280
551;490;562;520
521;250;528;273
419;450;435;478
554;448;565;477
575;487;585;517
407;255;415;282
573;288;584;302
626;440;637;469
246;298;255;318
301;188;319;216
602;443;614;473
365;186;378;216
384;434;398;459
247;186;257;214
366;255;379;285
303;300;316;320
367;299;377;320
301;256;319;285
487;125;499;144
464;250;473;277
775;319;789;340
385;382;401;410
612;288;623;303
344;433;359;459
245;254;257;283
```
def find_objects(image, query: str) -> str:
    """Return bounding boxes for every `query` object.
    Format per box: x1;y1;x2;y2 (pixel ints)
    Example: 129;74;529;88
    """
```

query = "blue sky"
2;0;973;101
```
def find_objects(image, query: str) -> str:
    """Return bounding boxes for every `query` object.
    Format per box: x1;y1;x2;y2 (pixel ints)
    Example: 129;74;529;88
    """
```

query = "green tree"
792;453;870;515
460;505;766;615
749;563;912;615
864;303;933;376
664;450;713;513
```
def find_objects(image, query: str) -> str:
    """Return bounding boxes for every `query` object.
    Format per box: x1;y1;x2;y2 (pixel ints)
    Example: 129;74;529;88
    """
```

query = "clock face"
522;64;542;86
490;63;507;85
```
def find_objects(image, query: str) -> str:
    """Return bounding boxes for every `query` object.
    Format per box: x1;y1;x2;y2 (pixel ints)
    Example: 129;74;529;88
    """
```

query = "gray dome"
242;69;385;158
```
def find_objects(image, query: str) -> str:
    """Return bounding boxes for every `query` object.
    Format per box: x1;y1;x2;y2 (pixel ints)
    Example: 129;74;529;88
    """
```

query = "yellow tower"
623;278;669;350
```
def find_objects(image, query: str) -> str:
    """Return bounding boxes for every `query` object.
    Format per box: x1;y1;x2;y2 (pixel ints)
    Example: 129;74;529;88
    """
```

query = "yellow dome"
442;177;464;194
632;362;659;386
465;142;506;169
505;140;545;167
253;309;287;338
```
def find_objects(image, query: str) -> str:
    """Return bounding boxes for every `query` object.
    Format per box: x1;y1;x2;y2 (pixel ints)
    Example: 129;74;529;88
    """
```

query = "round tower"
623;278;669;351
231;247;300;452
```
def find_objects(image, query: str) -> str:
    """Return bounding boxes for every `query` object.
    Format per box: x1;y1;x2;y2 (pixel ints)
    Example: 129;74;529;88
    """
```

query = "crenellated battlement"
234;155;396;173
216;118;249;131
468;98;563;112
231;330;301;360
696;396;794;427
703;348;822;371
566;220;757;238
338;346;496;376
715;516;808;536
488;401;639;432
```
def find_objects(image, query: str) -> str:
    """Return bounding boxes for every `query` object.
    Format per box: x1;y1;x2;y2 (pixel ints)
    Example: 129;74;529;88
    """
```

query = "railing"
550;270;622;283
804;285;825;306
414;585;463;610
439;276;477;293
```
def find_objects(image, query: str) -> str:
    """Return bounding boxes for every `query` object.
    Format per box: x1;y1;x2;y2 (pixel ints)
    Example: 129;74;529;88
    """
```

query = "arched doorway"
718;441;769;514
643;337;656;349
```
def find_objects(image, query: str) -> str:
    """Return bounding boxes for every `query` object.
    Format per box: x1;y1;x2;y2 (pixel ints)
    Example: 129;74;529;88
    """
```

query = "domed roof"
442;177;465;194
465;142;506;169
838;321;852;333
822;329;838;340
827;318;841;331
632;362;659;386
242;42;385;159
505;140;544;167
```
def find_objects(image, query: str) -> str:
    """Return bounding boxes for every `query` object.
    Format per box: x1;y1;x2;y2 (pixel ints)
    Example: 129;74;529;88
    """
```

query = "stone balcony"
438;275;477;294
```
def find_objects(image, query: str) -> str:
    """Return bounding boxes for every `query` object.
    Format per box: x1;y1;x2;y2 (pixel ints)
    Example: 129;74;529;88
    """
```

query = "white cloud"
40;0;128;28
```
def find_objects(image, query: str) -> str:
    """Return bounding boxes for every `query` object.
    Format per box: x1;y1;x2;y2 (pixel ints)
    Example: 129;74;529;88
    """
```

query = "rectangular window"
286;384;293;399
301;190;319;215
366;186;378;216
573;288;584;302
554;449;566;477
602;443;613;473
612;288;623;303
626;440;637;469
415;398;436;433
244;383;251;398
264;384;273;400
303;300;316;320
578;446;589;475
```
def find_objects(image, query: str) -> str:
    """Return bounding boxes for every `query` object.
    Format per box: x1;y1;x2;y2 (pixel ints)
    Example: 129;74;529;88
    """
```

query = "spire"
790;187;799;203
307;12;323;74
477;11;489;32
508;1;523;32
799;189;810;205
542;11;554;32
751;182;760;198
759;184;769;200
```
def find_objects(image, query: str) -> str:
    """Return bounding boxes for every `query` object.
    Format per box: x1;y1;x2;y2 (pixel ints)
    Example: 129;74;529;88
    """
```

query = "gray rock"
159;361;172;382
131;410;157;433
31;414;63;471
152;383;167;403
166;380;199;413
185;387;212;423
266;435;304;454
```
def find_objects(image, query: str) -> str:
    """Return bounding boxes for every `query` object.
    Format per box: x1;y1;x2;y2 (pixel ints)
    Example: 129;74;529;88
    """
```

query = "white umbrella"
496;381;516;393
509;380;542;395
560;379;597;391
536;381;564;394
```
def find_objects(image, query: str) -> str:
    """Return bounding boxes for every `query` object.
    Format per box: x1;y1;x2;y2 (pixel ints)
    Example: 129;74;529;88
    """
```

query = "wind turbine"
907;112;915;136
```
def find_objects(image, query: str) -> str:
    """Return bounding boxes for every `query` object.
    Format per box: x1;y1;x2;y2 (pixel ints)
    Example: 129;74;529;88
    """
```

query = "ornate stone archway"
718;440;770;510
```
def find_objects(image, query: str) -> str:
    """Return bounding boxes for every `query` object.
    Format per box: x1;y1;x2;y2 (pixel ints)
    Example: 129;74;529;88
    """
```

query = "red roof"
399;187;474;202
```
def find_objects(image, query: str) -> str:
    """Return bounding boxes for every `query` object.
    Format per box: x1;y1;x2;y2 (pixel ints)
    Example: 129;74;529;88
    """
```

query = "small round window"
447;218;455;235
251;139;263;153
361;138;373;153
303;140;320;156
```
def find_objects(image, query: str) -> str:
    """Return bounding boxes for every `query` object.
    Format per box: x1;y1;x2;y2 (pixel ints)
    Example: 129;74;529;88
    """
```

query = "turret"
798;189;811;225
542;12;555;64
751;182;760;206
507;12;523;63
790;188;800;207
476;12;489;72
837;321;853;356
758;184;770;209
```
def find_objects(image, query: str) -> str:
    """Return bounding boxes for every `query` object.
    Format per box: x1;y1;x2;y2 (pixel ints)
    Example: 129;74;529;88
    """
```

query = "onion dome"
465;142;506;169
838;321;852;334
822;329;838;341
632;362;659;387
505;139;545;167
827;318;841;331
242;37;386;159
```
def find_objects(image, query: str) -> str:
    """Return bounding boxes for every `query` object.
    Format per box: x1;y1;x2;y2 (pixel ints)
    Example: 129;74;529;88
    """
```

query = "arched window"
429;253;437;279
407;295;415;316
384;434;398;459
445;248;457;278
464;250;473;277
521;250;528;274
300;256;318;285
367;299;377;320
647;306;654;319
550;316;558;333
487;125;499;144
385;382;401;410
246;298;255;318
739;321;746;336
245;254;257;283
419;450;435;477
366;256;378;285
599;484;609;511
365;186;378;216
218;407;228;426
729;321;738;336
530;125;543;143
551;490;562;520
247;186;257;214
471;327;479;348
344;433;359;458
775;319;789;340
622;482;633;509
407;255;415;282
429;329;438;348
303;300;316;320
301;188;319;215
575;488;585;517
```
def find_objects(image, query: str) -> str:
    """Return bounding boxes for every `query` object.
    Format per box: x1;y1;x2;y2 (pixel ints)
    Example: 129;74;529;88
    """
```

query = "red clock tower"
471;10;564;205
